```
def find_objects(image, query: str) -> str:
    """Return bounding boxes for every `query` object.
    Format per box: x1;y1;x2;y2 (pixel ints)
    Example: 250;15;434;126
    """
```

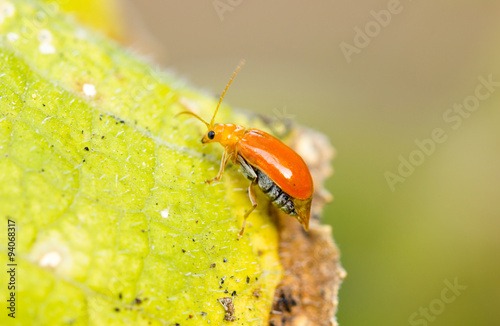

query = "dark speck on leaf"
42;103;45;106
84;147;89;151
119;293;122;299
246;276;250;284
101;136;105;139
231;291;236;296
210;263;216;268
114;307;120;312
223;258;228;263
132;297;142;305
182;249;186;253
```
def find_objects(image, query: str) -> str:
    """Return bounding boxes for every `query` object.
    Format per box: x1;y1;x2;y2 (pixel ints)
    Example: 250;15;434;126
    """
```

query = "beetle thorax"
213;123;246;147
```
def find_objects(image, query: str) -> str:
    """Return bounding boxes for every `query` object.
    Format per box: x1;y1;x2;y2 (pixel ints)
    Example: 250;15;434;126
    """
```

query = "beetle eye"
207;131;215;139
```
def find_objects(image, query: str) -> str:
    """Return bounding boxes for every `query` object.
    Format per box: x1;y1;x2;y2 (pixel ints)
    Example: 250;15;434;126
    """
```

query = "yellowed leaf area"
0;0;282;325
46;0;124;40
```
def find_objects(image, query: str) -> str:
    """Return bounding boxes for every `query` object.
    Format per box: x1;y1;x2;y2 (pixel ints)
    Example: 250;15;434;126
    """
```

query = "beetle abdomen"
238;155;298;216
255;170;298;216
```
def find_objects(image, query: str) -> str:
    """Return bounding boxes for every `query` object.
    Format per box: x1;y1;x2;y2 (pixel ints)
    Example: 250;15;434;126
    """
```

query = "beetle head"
200;124;245;147
201;124;223;144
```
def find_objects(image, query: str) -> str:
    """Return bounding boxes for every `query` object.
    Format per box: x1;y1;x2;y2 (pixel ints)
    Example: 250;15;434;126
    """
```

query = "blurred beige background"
119;1;500;325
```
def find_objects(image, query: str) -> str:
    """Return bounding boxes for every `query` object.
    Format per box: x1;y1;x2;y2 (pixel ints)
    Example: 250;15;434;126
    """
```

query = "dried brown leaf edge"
263;124;347;326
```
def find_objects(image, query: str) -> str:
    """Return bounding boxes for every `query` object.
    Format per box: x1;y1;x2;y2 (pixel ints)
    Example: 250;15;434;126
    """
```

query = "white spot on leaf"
39;43;56;55
0;2;15;20
161;208;170;219
29;240;72;275
82;83;97;97
39;250;62;268
6;32;18;42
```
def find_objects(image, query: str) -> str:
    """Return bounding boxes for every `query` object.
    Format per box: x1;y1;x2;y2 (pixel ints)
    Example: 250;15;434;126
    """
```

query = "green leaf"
0;0;282;325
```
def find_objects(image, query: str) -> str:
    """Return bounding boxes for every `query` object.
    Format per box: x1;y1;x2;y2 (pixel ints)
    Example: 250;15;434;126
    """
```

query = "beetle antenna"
210;60;245;127
174;111;209;128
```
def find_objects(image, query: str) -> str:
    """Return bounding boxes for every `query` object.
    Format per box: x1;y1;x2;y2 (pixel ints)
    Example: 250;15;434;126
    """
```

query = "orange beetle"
177;61;313;237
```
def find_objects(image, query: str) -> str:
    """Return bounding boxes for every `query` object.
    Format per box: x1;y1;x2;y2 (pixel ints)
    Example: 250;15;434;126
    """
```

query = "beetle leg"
206;148;231;184
238;181;258;238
